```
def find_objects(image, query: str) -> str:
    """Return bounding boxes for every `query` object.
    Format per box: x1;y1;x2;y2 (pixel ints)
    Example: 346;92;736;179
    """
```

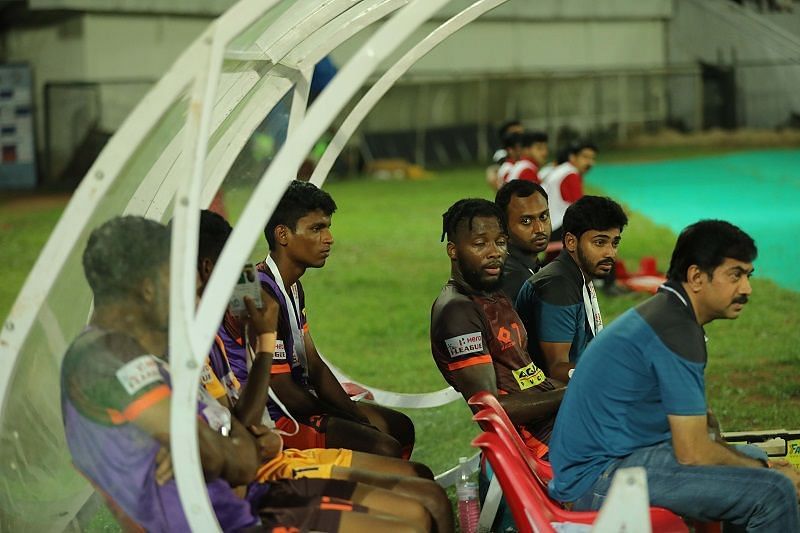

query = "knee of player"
425;481;452;515
408;461;434;480
371;435;403;458
401;497;433;531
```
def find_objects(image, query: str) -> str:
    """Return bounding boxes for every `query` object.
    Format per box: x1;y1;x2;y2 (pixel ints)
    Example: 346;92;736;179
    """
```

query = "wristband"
255;332;277;354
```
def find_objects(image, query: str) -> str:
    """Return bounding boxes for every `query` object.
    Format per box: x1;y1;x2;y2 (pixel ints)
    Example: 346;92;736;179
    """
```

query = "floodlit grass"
2;153;798;530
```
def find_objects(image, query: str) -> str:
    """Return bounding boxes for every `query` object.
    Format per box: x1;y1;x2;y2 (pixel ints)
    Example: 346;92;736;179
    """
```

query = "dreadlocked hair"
441;198;507;242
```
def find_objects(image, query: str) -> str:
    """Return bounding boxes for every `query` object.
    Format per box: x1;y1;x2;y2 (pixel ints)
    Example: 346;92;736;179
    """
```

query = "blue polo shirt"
515;250;593;371
548;281;707;503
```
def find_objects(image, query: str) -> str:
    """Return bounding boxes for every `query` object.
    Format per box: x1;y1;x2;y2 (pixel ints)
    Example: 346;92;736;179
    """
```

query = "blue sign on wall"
0;64;37;190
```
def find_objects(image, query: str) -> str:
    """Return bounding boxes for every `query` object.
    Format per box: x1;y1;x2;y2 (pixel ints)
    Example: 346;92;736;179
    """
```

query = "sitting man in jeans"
548;220;800;530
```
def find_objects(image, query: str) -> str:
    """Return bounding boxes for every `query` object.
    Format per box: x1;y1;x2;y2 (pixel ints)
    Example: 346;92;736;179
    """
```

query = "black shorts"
246;478;365;532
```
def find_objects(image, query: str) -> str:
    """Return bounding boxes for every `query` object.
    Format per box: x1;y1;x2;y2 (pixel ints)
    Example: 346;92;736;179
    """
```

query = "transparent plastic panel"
0;89;191;531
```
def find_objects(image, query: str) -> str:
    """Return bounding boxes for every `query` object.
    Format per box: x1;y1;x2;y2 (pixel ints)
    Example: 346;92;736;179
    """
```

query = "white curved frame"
0;0;517;529
171;0;451;529
311;0;507;186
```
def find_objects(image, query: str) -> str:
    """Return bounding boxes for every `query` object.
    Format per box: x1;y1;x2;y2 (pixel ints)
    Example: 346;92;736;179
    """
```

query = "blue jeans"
572;441;799;532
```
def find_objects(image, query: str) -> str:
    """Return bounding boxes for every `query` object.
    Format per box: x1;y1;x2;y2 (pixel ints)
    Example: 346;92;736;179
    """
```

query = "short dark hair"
502;131;523;150
521;130;548;146
495;180;548;217
83;216;171;305
441;198;507;243
198;209;232;268
567;140;598;157
497;119;521;141
265;180;337;250
667;220;757;282
562;196;628;242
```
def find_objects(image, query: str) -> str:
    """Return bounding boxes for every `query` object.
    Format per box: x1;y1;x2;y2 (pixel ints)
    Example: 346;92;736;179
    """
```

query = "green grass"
2;152;799;529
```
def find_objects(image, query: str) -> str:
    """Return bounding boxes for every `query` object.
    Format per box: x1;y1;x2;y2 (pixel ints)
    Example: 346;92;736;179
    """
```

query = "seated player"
429;199;565;458
198;210;453;533
540;140;597;242
495;180;552;302
515;196;627;383
486;119;524;190
549;220;800;530
495;131;523;188
506;130;549;184
219;181;415;459
62;216;420;532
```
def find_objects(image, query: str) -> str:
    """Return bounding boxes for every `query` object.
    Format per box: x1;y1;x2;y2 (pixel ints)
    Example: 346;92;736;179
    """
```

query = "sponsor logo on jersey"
445;332;483;358
512;362;546;390
116;355;162;396
274;339;287;361
200;363;214;385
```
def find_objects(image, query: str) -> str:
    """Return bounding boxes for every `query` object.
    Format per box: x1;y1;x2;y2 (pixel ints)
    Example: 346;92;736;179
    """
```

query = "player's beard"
577;245;613;280
462;262;504;292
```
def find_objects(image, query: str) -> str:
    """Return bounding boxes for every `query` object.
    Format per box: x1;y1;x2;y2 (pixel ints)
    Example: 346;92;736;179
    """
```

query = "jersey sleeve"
518;166;540;183
432;298;493;371
63;332;170;425
649;344;707;416
517;276;581;344
560;173;583;202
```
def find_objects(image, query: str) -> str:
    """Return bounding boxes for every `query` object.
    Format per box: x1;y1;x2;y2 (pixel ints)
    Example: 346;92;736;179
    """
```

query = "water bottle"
456;456;480;533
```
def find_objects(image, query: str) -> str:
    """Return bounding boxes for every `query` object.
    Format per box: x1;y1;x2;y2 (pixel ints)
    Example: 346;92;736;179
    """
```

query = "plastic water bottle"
456;456;480;533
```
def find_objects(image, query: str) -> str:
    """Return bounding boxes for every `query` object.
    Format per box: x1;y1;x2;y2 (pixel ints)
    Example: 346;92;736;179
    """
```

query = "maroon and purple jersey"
60;328;257;532
430;280;558;449
220;263;312;422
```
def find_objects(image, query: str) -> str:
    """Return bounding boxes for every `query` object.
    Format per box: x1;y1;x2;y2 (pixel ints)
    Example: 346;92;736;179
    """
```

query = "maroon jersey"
430;280;556;452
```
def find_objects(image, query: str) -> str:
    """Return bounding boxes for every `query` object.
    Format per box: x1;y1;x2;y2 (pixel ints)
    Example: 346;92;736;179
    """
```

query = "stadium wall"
668;0;800;129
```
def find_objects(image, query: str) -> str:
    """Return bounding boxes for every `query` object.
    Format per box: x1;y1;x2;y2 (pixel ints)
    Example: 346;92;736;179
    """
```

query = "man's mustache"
732;295;749;305
597;259;615;268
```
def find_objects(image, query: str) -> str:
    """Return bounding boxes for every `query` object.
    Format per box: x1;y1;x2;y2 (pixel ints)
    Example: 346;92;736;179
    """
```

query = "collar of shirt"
507;243;541;275
658;280;706;338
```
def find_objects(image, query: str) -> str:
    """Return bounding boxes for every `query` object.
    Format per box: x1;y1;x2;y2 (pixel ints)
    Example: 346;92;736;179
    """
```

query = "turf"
1;149;799;530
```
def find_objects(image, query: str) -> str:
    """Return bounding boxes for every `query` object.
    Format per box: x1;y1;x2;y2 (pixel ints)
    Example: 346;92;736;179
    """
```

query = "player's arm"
538;342;574;383
560;173;583;202
450;363;564;426
231;291;279;427
304;331;370;424
516;278;578;382
270;371;362;422
657;342;764;470
133;395;260;486
668;414;765;468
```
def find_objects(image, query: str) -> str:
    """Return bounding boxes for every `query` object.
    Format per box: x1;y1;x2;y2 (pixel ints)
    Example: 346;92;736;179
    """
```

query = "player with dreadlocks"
429;198;566;458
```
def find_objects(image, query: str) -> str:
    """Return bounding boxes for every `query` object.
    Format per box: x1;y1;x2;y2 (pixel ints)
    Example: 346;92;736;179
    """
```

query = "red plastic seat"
472;432;558;533
469;391;690;533
469;391;553;481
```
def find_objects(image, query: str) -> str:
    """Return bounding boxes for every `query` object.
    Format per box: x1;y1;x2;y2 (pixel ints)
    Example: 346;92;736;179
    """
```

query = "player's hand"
771;461;800;500
249;424;283;461
244;288;279;336
155;446;173;485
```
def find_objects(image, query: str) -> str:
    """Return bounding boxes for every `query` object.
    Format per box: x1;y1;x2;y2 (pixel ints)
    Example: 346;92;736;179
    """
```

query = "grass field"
1;149;799;530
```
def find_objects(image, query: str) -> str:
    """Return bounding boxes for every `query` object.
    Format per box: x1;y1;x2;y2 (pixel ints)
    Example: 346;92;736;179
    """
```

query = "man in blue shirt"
515;195;627;383
548;220;800;530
